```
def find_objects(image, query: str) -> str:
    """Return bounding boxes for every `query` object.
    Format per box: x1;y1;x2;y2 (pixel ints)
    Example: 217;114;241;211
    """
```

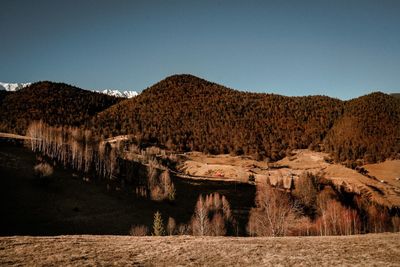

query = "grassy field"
0;233;399;266
364;160;400;187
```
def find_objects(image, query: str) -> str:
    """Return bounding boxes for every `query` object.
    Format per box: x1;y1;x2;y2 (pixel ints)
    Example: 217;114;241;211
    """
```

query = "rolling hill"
93;74;344;161
324;92;400;162
1;75;398;163
93;74;399;163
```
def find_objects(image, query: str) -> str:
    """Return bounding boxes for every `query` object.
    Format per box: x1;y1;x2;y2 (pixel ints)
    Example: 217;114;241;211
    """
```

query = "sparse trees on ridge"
26;121;176;202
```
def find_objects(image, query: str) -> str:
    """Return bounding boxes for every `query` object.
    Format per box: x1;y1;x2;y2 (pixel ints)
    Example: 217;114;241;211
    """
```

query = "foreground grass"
1;233;399;266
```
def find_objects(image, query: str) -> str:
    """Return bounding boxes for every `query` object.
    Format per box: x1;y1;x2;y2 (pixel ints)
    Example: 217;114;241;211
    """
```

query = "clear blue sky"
1;0;399;99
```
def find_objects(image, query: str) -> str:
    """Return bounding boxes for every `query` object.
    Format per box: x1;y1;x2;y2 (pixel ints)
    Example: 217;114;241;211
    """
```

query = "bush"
34;162;54;177
167;217;176;235
129;225;148;236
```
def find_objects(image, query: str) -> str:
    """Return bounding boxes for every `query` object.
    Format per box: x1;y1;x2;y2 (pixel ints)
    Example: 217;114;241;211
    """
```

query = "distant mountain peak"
99;89;138;98
0;81;138;98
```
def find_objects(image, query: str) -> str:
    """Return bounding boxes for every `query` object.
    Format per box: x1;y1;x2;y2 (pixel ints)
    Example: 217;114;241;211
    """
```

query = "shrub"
129;225;148;236
167;217;176;235
34;162;54;177
177;223;190;235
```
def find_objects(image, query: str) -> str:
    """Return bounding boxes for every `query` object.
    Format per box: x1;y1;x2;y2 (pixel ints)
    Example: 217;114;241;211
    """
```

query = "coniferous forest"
1;74;399;164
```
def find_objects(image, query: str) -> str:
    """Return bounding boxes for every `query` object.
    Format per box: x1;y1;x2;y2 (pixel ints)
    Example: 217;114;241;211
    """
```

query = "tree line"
0;81;120;134
26;121;175;202
132;173;400;237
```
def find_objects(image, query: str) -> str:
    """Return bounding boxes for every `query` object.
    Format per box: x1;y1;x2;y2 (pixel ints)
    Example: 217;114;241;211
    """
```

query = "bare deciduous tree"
191;193;232;236
247;180;299;237
191;195;210;236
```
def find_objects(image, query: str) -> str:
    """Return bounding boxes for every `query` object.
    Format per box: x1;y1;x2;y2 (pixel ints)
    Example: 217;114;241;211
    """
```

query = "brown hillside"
94;74;343;161
324;92;400;163
0;82;121;134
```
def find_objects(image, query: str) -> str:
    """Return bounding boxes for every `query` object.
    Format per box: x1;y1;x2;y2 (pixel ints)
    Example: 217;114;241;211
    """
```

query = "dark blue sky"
1;0;399;99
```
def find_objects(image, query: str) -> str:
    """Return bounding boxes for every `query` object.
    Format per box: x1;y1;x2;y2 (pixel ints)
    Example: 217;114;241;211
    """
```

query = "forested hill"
0;81;121;134
324;92;400;162
93;74;344;161
93;74;400;163
1;75;398;163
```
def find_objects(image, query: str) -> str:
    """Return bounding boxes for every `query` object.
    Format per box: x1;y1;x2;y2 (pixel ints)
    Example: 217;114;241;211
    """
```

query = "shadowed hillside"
0;82;121;134
0;91;10;104
94;74;343;161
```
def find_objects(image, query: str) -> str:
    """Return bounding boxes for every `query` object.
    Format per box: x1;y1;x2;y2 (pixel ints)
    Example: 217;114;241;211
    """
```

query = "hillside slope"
94;74;343;161
1;75;398;162
324;92;400;162
94;74;399;162
0;82;121;134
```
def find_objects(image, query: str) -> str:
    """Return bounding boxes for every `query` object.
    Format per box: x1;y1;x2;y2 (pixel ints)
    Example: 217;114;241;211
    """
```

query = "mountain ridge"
93;74;399;163
1;74;398;163
0;81;138;98
0;81;122;134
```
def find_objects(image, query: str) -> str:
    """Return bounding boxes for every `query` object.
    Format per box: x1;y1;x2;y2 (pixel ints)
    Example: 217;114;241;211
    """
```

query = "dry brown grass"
364;160;400;187
0;234;399;266
179;150;400;208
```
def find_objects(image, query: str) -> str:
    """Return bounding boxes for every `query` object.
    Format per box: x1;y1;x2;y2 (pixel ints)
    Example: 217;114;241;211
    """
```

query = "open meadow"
1;233;399;266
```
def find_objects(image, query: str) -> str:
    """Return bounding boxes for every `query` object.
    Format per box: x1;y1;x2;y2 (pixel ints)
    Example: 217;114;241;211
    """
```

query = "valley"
2;1;400;265
0;141;254;236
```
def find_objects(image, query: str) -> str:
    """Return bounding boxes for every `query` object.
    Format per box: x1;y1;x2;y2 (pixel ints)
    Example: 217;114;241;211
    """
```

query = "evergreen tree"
152;211;165;236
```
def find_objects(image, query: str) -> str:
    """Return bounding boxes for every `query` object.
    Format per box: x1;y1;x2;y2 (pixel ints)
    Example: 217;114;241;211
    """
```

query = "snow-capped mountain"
0;82;32;91
0;81;138;98
99;89;139;98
